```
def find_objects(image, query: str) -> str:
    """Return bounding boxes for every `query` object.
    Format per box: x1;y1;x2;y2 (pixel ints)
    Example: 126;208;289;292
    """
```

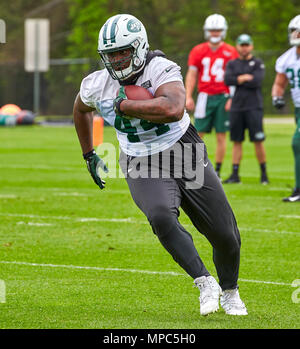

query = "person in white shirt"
73;14;247;316
272;15;300;202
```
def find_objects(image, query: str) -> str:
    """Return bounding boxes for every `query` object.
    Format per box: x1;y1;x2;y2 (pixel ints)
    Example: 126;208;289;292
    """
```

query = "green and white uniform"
80;56;190;156
276;46;300;106
276;46;300;188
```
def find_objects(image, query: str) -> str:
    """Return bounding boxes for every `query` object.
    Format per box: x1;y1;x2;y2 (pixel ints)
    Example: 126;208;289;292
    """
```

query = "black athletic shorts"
229;109;265;142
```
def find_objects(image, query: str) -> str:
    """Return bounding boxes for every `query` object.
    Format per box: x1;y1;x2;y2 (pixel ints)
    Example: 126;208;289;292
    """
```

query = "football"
122;85;154;100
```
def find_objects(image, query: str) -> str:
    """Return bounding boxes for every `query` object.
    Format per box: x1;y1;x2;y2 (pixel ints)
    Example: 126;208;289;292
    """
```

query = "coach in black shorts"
224;34;269;184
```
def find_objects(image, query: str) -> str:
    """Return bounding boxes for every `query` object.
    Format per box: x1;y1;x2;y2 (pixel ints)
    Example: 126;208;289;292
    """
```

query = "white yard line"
54;190;130;196
279;215;300;219
264;117;294;124
16;221;53;227
0;194;17;199
267;187;294;191
0;189;130;197
0;164;81;172
239;227;300;235
0;213;145;224
184;224;299;235
1;213;299;234
55;192;88;197
0;260;292;286
0;163;294;179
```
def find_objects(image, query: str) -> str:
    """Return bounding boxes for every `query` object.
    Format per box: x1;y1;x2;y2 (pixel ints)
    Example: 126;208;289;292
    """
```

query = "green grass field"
0;120;299;329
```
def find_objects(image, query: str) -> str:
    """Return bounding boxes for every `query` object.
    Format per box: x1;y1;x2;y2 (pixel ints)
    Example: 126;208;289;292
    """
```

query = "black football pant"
120;124;241;290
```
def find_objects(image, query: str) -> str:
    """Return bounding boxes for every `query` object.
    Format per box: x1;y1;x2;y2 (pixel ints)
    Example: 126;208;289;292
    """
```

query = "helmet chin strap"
209;36;222;44
115;61;134;82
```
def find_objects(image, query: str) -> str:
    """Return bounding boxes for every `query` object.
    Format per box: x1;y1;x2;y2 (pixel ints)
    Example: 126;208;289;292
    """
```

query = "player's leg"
180;164;247;315
214;94;230;177
119;151;209;280
232;142;243;164
194;92;213;142
254;142;268;183
247;109;269;184
223;142;242;183
223;111;245;184
283;107;300;201
215;132;226;176
177;124;247;315
179;164;241;291
254;141;266;163
125;174;223;316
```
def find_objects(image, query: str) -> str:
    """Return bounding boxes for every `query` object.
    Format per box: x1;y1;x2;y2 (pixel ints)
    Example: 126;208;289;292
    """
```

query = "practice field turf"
0;120;299;329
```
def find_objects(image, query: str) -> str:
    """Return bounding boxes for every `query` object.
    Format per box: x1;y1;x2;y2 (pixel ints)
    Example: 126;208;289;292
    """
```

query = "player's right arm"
185;67;198;111
272;73;289;98
271;73;289;109
73;93;95;155
185;46;201;112
73;93;108;190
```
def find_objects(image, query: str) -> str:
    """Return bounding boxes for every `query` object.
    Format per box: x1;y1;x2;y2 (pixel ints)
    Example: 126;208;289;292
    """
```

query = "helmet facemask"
288;28;300;46
99;45;134;81
204;29;226;44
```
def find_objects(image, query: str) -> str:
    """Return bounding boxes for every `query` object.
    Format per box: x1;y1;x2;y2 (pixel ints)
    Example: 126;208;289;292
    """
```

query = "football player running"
73;14;247;316
185;14;239;178
272;15;300;202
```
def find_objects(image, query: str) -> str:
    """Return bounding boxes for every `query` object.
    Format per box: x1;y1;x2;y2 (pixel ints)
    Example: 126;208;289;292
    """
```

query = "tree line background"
0;0;299;116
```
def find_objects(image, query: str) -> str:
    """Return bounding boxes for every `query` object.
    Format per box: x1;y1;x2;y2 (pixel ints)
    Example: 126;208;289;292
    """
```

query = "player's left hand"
114;86;132;119
83;149;109;190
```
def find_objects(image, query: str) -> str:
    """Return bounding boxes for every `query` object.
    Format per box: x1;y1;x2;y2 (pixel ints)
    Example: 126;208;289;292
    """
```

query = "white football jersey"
275;46;300;107
80;56;190;156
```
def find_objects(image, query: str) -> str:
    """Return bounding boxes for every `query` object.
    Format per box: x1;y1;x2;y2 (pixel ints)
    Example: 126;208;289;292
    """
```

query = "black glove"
83;149;109;189
113;86;127;117
272;96;285;109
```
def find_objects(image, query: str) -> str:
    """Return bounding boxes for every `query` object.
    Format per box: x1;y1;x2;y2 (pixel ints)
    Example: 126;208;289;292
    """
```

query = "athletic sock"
260;162;267;175
292;136;300;189
232;164;239;176
215;162;222;174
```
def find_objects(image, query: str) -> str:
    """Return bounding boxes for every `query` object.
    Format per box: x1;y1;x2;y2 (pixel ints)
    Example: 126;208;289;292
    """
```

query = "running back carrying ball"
75;14;248;317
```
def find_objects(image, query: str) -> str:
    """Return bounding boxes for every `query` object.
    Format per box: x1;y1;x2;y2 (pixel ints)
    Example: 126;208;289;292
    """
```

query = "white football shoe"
194;276;222;316
220;288;248;315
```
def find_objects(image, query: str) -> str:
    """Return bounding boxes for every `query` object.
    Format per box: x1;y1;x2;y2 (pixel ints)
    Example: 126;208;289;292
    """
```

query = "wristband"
114;96;125;117
83;149;96;160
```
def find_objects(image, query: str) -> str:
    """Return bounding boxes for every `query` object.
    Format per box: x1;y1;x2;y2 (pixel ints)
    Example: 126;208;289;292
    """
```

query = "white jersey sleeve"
79;70;108;108
275;53;287;74
275;47;297;74
148;57;184;93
